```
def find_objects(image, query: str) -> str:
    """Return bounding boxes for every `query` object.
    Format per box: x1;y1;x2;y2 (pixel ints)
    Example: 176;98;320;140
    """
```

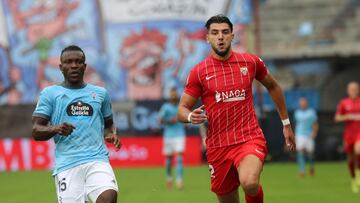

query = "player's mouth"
218;42;225;49
69;72;81;78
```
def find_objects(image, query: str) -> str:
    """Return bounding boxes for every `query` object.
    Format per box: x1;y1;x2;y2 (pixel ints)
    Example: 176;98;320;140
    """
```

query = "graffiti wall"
0;0;253;104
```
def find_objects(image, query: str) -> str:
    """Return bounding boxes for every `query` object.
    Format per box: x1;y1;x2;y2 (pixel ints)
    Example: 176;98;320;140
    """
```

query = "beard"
212;44;231;57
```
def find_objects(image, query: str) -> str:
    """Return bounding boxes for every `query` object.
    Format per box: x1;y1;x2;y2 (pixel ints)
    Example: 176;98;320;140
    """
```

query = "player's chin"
215;48;229;57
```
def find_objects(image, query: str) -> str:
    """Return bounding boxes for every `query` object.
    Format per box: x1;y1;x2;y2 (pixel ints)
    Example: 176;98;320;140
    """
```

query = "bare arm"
32;116;75;141
160;116;177;125
104;118;122;150
312;122;319;139
259;74;289;120
334;114;349;123
259;73;296;151
177;93;207;124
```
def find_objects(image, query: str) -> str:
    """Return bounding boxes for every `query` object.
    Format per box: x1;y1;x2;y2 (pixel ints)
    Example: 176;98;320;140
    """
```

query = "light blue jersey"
33;84;112;175
159;102;185;139
294;108;317;137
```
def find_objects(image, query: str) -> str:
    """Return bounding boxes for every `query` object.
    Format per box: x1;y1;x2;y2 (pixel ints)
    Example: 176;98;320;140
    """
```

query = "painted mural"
0;0;253;104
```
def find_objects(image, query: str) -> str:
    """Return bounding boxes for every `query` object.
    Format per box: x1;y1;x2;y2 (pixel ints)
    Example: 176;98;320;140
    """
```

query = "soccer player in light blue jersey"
159;87;186;190
32;45;121;203
294;97;319;177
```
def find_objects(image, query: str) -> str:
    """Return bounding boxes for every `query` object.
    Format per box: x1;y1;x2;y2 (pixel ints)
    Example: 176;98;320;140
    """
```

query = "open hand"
105;133;122;151
283;125;296;151
54;123;75;136
189;105;207;124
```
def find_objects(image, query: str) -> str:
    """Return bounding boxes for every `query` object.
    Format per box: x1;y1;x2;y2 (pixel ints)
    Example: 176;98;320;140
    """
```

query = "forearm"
312;123;319;138
104;118;116;136
32;124;57;141
267;84;289;120
334;114;347;122
177;105;192;123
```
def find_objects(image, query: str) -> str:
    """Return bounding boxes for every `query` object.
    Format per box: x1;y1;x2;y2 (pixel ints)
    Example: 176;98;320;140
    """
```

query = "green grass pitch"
0;162;359;202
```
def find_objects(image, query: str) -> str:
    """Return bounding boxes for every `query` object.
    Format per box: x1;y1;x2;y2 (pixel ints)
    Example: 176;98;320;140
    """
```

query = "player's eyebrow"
210;28;230;32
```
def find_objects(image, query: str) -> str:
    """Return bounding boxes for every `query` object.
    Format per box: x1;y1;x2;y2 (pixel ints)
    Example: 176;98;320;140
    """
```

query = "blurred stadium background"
0;0;359;202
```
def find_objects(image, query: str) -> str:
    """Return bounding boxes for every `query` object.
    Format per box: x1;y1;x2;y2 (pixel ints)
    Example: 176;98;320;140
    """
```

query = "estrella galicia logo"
66;101;93;119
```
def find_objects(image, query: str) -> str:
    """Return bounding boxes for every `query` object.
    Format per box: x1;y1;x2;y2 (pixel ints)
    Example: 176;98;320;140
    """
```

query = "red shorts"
344;132;360;154
206;137;268;195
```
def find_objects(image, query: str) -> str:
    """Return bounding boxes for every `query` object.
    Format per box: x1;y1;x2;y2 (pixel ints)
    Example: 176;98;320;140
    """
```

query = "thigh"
174;136;185;153
207;147;240;196
344;138;355;154
305;137;315;153
163;138;175;155
234;139;266;185
354;133;360;154
238;155;263;183
54;165;86;203
85;161;118;203
296;136;306;152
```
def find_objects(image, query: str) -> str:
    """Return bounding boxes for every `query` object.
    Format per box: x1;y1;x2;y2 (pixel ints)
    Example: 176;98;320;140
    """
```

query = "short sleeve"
312;109;318;123
294;110;299;122
184;66;202;98
335;100;345;115
158;104;166;119
32;88;53;120
312;110;318;122
101;89;113;120
253;55;268;81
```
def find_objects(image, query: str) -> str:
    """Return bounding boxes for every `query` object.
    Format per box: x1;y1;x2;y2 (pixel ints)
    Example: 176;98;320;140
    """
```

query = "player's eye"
222;30;230;34
62;59;84;65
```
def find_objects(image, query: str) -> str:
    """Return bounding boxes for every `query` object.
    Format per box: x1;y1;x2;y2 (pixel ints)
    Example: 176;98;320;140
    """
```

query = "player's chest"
201;62;254;92
296;111;312;122
344;100;360;113
54;91;102;116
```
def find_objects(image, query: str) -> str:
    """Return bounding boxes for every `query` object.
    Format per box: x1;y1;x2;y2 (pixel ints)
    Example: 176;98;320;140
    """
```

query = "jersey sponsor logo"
66;100;93;118
215;89;246;103
205;75;215;80
240;67;248;76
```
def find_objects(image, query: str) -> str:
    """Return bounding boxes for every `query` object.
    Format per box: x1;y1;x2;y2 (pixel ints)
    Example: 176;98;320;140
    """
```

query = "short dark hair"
60;45;86;62
205;14;233;32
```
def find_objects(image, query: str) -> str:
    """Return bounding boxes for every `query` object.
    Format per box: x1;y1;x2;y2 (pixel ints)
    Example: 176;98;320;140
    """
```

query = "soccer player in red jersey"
177;15;296;203
335;81;360;193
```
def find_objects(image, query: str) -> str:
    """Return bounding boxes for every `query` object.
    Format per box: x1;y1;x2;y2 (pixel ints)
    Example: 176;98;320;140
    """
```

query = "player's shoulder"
193;57;209;71
239;52;263;62
86;84;108;94
161;102;172;108
40;84;63;95
339;97;350;105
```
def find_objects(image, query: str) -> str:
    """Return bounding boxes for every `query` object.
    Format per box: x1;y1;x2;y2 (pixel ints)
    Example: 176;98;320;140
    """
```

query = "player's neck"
211;49;232;61
62;81;86;89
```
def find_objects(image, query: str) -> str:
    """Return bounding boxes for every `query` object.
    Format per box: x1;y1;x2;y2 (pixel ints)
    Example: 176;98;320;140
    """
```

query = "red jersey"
184;52;268;149
336;97;360;139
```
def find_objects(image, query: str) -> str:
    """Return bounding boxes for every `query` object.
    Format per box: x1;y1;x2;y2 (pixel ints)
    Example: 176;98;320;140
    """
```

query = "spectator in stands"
335;81;360;193
294;97;319;177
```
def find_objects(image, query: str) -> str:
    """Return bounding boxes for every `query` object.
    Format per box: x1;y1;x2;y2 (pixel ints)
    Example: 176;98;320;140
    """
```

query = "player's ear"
59;64;63;72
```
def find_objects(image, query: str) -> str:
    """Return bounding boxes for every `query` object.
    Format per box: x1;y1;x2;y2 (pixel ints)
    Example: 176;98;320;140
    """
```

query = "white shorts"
54;161;118;203
296;135;315;153
163;137;185;156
